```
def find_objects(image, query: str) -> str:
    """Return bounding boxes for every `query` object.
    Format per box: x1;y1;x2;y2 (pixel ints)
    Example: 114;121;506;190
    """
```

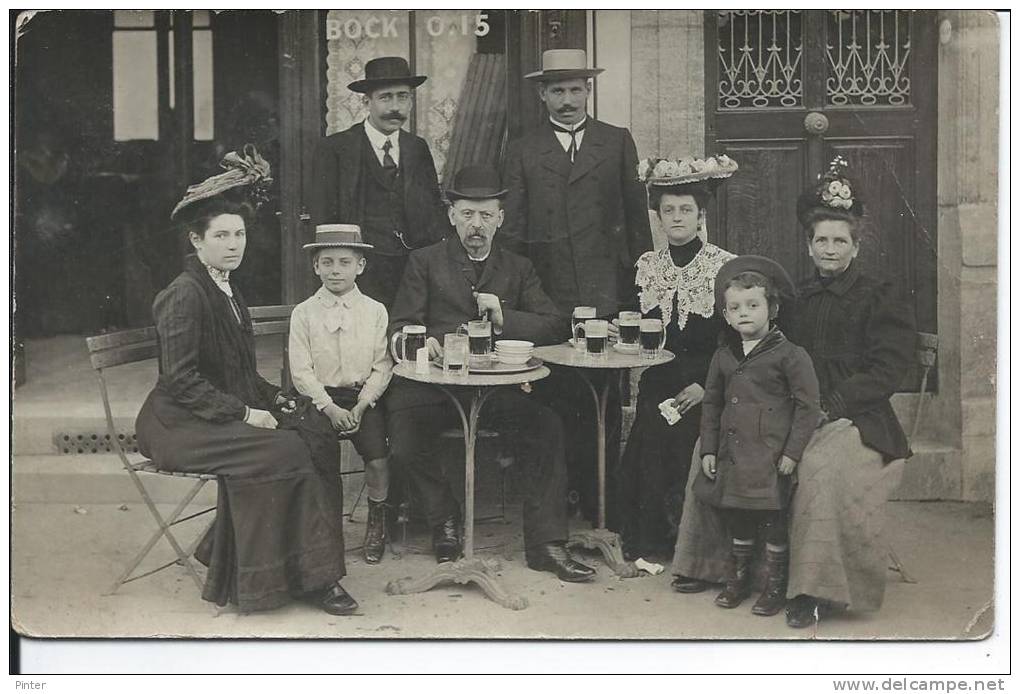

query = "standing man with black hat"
317;56;449;308
501;49;653;521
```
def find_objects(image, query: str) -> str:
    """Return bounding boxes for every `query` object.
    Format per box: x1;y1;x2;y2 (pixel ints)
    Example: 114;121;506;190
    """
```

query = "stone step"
893;441;963;501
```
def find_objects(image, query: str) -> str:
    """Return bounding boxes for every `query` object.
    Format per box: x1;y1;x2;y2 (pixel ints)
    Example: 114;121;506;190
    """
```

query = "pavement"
11;498;995;640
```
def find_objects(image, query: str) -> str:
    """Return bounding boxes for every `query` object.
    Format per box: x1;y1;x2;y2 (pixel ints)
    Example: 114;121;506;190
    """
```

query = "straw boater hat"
445;165;507;200
347;56;427;93
524;49;603;82
303;224;374;251
796;155;864;227
713;255;796;312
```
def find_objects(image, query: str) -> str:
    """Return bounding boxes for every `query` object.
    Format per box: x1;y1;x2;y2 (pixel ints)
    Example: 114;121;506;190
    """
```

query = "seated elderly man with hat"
386;165;596;582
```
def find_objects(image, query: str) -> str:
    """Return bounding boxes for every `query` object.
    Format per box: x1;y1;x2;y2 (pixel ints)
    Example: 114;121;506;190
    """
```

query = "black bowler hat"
347;56;427;94
446;165;507;200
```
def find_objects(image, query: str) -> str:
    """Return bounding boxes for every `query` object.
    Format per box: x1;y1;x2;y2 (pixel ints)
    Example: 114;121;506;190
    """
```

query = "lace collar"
635;242;735;330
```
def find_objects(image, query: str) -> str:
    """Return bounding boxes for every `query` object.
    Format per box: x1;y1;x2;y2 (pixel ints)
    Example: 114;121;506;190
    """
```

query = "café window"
112;10;214;141
324;10;508;186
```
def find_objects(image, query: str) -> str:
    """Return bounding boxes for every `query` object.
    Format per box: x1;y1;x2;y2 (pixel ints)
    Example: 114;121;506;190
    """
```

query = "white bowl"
496;353;531;365
495;340;534;351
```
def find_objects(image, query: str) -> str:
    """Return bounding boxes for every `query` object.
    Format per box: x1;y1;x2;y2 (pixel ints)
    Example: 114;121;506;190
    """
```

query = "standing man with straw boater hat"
501;49;652;522
317;56;448;308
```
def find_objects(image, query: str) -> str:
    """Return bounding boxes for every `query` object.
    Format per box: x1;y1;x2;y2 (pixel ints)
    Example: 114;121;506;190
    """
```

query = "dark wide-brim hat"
714;255;796;311
348;56;427;93
446;165;507;200
524;49;604;82
303;224;374;251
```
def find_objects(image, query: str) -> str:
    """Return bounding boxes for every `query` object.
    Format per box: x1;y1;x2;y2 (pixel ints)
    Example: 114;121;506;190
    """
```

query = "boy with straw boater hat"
289;224;394;564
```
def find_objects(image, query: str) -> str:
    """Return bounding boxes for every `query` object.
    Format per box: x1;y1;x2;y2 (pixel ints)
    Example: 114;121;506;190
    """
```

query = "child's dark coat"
694;328;821;511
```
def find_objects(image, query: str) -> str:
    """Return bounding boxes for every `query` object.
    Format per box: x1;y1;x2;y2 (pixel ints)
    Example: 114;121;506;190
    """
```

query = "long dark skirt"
136;390;344;613
609;362;700;558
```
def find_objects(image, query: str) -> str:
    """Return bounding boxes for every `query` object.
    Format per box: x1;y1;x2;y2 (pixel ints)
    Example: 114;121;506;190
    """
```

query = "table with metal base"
534;343;674;577
384;360;550;611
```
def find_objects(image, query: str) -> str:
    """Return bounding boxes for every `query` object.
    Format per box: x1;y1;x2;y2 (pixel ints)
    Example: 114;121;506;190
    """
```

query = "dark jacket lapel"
476;244;503;292
538;121;573;180
568;118;608;184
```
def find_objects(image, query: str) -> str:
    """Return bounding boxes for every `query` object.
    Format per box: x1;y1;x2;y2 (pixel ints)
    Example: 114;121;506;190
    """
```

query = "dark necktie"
381;139;397;171
551;120;587;163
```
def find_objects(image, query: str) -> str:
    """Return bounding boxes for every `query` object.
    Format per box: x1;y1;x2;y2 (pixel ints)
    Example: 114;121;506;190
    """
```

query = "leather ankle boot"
751;547;789;616
714;541;754;608
363;499;388;565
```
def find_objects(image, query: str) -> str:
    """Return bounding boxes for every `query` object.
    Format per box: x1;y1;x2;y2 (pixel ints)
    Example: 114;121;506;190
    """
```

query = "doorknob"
804;112;830;136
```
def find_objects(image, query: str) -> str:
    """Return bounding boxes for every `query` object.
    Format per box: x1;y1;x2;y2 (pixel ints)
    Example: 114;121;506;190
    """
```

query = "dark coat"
501;118;652;316
695;328;822;511
386;237;569;411
316;122;448;251
781;262;916;462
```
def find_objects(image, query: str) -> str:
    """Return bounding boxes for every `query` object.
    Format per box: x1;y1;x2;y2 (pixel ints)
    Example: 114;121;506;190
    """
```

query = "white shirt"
364;118;400;168
289;285;393;411
742;338;763;356
550;115;587;154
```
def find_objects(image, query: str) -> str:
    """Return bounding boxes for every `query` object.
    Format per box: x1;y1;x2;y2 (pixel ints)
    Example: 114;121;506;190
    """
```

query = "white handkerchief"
658;398;682;426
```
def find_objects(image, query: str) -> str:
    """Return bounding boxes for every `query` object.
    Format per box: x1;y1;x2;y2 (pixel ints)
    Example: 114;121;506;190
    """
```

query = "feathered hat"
171;144;272;220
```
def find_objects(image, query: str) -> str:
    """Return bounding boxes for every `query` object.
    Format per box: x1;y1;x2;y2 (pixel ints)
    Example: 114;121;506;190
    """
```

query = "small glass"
617;311;641;347
571;306;597;350
640;318;666;360
443;333;469;378
583;319;609;358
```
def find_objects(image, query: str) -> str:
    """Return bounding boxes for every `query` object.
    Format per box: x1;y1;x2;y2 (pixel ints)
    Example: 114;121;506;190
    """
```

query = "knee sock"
365;457;390;503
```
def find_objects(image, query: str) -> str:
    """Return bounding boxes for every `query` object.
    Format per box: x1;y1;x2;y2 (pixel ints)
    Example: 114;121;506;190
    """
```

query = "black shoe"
320;582;359;616
752;548;789;617
785;594;820;628
525;541;596;582
432;516;462;564
363;499;388;565
671;575;709;593
715;543;754;609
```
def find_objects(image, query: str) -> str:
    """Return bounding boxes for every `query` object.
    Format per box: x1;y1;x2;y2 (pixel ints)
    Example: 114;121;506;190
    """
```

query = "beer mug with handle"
391;324;428;363
571;306;597;349
640;318;666;359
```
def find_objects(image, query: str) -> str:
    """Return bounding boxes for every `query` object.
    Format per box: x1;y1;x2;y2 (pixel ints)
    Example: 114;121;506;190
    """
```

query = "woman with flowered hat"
134;146;358;616
670;157;916;629
608;154;738;561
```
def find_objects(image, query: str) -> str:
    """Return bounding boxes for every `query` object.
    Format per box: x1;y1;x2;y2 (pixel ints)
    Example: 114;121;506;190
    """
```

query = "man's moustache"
385;113;406;121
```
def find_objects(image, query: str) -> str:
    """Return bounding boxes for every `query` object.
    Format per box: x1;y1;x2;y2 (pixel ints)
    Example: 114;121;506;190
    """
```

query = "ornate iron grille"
826;10;912;106
717;10;804;109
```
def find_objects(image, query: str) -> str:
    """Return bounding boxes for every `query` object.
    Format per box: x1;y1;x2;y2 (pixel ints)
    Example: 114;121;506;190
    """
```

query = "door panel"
706;10;938;391
716;142;807;280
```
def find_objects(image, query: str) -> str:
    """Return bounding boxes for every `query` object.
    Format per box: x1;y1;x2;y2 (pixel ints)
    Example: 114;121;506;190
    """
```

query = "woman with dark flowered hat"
135;146;358;616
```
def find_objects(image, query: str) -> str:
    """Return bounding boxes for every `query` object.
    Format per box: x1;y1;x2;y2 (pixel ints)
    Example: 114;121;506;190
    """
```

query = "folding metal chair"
86;327;217;595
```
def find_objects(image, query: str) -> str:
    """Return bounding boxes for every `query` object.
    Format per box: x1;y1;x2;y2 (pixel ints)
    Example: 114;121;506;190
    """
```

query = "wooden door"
705;10;937;336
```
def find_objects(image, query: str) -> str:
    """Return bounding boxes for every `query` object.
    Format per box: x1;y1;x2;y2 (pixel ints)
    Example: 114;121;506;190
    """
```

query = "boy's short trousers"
324;386;388;461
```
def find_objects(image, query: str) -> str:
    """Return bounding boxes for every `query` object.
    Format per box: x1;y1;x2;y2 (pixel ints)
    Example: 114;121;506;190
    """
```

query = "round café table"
384;358;550;611
533;342;674;577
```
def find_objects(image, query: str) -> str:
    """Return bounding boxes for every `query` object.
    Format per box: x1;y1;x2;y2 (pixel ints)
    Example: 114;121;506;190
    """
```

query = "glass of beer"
443;333;469;378
640;318;666;360
391;324;427;363
465;319;493;363
584;319;609;358
618;311;641;347
571;306;597;349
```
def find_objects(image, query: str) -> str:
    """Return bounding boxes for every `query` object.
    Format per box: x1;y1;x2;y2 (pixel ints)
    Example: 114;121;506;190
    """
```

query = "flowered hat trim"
637;154;739;187
814;156;855;211
171;144;273;220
